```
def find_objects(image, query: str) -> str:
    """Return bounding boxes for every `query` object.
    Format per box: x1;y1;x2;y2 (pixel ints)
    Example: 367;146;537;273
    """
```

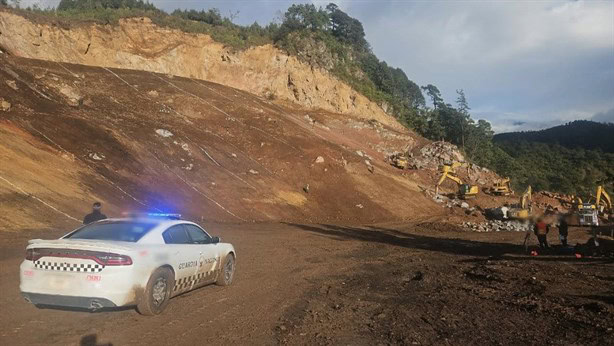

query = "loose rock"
155;129;173;137
88;153;105;161
6;80;18;91
0;98;11;112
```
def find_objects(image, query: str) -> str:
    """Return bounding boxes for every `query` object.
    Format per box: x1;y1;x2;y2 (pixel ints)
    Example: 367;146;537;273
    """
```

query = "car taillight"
25;248;41;261
97;254;133;266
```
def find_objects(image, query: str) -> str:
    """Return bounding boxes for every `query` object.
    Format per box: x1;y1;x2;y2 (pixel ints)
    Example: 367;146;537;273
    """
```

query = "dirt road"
0;222;612;345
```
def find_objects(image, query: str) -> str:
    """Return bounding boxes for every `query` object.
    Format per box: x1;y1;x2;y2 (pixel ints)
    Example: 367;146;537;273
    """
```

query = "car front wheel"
216;253;235;286
137;267;174;316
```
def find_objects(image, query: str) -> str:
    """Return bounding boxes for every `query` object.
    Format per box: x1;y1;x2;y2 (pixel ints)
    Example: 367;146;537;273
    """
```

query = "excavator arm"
596;186;612;213
520;186;532;210
435;162;478;199
436;172;464;196
437;172;464;187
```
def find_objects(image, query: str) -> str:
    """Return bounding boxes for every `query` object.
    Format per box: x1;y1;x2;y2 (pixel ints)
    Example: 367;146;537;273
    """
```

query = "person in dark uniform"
83;202;107;225
558;214;569;247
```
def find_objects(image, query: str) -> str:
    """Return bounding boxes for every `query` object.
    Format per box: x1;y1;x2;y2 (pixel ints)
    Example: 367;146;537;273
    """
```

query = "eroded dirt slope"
0;54;440;230
0;10;399;129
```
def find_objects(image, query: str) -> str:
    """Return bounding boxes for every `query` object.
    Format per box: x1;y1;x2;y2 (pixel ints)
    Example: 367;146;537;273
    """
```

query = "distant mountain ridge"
494;120;614;153
492;120;613;194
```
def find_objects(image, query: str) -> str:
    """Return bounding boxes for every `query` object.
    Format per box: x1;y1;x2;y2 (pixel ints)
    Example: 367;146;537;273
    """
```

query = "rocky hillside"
0;10;519;232
0;10;399;130
1;53;454;230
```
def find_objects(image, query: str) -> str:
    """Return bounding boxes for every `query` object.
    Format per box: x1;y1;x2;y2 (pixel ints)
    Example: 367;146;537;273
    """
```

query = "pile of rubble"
463;220;529;233
383;141;498;186
410;141;466;170
430;193;478;212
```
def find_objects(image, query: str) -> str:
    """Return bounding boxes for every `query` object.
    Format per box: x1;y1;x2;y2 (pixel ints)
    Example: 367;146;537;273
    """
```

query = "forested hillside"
493;121;614;195
494;121;614;153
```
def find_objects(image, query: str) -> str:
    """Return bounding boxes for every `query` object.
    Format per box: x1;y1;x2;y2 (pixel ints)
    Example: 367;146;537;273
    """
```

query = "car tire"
216;253;235;286
137;267;174;316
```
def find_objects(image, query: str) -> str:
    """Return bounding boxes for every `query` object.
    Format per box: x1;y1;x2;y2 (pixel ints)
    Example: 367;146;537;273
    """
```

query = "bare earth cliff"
0;12;399;129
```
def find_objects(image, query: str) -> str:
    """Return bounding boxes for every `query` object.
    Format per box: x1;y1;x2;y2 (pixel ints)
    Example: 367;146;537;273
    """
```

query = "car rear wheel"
216;253;235;286
137;267;174;316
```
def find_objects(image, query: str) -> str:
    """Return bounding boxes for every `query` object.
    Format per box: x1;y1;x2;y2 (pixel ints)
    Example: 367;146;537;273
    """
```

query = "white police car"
19;214;236;315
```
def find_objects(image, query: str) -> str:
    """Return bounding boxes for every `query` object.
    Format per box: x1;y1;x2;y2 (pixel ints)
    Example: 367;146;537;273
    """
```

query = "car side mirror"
211;236;220;244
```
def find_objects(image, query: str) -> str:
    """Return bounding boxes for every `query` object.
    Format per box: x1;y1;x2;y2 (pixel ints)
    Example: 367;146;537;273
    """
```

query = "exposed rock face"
0;98;10;111
0;12;401;129
418;142;465;168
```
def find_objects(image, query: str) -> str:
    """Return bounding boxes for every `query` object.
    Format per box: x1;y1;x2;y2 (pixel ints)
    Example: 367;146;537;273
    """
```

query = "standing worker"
533;217;550;249
83;202;107;225
558;214;569;247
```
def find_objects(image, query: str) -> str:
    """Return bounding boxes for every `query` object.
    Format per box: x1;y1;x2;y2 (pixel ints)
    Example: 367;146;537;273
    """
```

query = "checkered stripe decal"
174;270;221;292
34;260;104;273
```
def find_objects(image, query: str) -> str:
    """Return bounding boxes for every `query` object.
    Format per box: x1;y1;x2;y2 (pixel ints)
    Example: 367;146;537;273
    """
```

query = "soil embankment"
0;11;398;129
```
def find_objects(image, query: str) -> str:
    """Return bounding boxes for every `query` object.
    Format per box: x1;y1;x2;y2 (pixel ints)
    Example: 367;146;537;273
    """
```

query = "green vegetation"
57;0;156;11
492;121;614;195
494;120;614;153
11;1;611;194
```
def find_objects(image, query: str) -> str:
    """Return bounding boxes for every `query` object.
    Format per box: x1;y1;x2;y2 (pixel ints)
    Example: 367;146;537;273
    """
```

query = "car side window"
185;225;211;244
162;225;191;244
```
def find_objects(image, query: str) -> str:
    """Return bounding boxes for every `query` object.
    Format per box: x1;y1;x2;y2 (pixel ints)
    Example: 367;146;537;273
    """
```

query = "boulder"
0;98;10;112
59;84;83;107
6;80;18;91
155;129;173;137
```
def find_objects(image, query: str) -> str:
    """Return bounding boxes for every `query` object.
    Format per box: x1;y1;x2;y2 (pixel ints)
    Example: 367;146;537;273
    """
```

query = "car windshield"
65;221;157;242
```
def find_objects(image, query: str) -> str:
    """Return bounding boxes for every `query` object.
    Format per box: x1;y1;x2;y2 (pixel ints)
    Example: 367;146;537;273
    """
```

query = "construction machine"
435;162;479;200
575;186;613;226
389;152;409;169
488;177;513;196
508;185;532;220
596;186;612;217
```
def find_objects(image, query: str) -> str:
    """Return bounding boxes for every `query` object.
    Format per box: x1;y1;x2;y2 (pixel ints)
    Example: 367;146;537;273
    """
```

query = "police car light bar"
146;213;182;220
122;212;182;220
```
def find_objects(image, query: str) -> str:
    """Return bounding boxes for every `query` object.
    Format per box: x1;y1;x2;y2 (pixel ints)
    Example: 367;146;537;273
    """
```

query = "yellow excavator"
389;153;409;169
596;186;612;217
508;185;532;220
489;177;513;196
435;162;479;199
575;186;612;226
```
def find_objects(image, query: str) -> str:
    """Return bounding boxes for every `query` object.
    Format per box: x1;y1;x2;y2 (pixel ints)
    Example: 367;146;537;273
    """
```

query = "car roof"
98;217;194;224
82;218;205;244
87;218;201;232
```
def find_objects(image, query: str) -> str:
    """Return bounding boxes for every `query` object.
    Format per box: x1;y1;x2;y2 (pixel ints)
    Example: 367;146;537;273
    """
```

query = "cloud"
352;0;614;132
592;108;614;124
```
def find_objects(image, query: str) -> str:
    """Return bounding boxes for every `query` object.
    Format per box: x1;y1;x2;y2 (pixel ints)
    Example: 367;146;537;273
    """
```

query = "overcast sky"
24;0;614;133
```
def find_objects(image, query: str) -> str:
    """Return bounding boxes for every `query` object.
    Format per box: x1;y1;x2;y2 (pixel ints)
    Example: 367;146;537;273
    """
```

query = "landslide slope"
0;54;438;230
0;11;399;129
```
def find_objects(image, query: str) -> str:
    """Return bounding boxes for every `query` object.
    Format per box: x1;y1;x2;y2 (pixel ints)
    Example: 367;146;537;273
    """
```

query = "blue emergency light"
146;213;182;220
122;212;182;220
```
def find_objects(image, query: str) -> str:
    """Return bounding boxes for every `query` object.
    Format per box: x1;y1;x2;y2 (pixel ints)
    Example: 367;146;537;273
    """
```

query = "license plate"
49;277;70;290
